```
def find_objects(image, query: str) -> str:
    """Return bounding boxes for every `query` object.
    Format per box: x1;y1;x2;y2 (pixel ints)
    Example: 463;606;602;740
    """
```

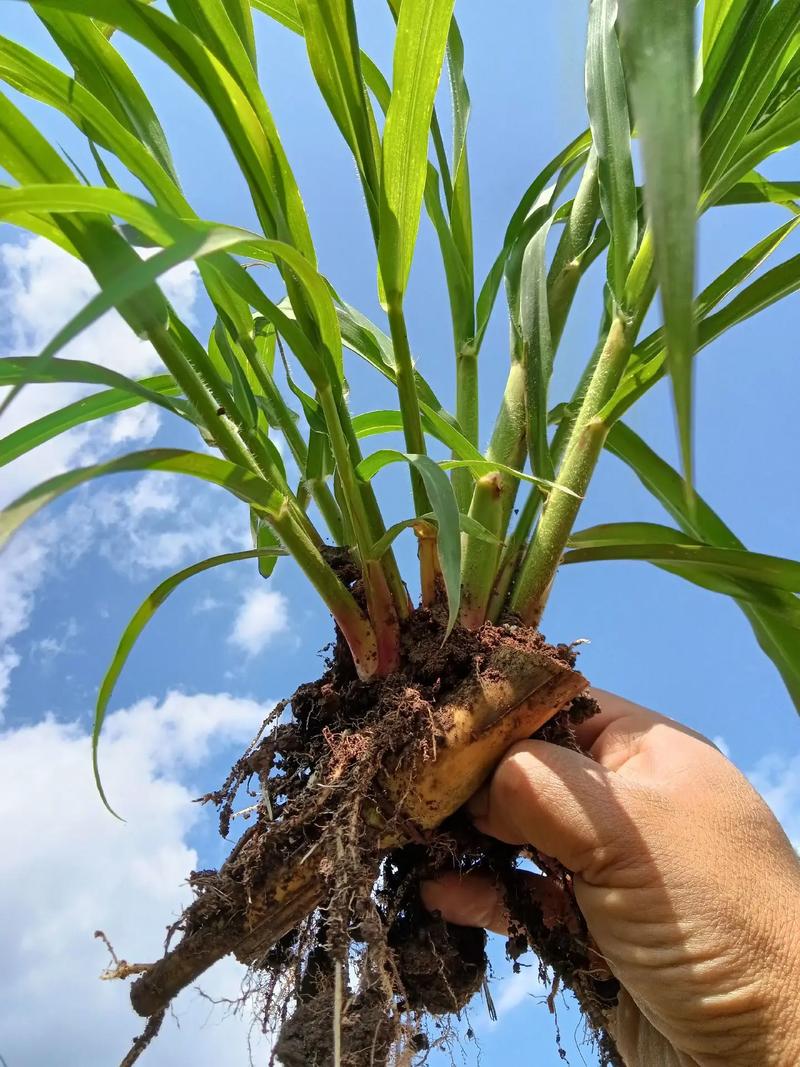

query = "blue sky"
0;3;799;1065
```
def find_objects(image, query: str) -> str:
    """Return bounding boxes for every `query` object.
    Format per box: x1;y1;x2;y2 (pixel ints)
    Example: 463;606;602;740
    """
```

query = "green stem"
509;314;635;625
270;499;379;680
459;472;504;628
385;296;430;517
453;343;479;512
319;384;401;668
486;483;541;622
460;349;526;625
548;148;601;346
152;324;257;473
334;389;410;619
318;386;379;561
486;325;609;622
242;336;345;543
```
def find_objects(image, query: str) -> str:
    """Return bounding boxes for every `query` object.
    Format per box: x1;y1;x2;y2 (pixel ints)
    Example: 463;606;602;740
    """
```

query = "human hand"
422;690;800;1066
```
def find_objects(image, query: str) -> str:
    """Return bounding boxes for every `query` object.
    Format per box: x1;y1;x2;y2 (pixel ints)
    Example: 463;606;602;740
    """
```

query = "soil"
123;609;623;1067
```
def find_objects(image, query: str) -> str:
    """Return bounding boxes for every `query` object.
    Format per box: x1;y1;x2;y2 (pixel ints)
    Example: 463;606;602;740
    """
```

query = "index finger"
577;688;711;766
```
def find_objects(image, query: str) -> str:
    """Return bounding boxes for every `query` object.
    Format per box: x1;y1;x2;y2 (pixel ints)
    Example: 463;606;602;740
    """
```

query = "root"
123;616;618;1064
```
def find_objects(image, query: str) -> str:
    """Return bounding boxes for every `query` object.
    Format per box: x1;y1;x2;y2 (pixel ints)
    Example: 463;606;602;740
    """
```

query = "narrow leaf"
359;450;461;635
586;0;637;303
618;0;699;491
566;523;800;592
0;373;184;467
378;0;456;298
0;449;285;550
93;547;285;815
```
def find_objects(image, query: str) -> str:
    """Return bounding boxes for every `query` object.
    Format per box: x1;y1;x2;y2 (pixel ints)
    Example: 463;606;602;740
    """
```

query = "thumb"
471;740;646;880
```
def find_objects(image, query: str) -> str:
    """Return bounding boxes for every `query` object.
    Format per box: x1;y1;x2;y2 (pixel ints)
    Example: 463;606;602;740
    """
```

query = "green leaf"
378;0;455;298
36;8;179;182
701;0;800;192
446;17;474;319
586;0;637;303
251;0;301;33
711;92;800;204
424;163;474;350
0;34;197;225
0;218;257;414
0;448;285;550
605;422;800;711
250;509;282;578
93;546;285;816
0;372;184;467
606;215;800;419
441;460;579;497
698;0;770;137
565;522;800;593
371;510;501;562
718;172;800;213
519;216;556;480
30;0;315;261
619;0;699;493
331;300;454;421
351;407;482;463
220;0;258;69
357;451;574;496
295;0;380;230
356;449;461;635
474;130;590;355
702;0;737;61
699;248;800;347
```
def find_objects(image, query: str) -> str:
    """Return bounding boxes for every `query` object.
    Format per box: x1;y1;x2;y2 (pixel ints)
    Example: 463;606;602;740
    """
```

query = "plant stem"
548;148;601;346
162;323;325;549
319;384;401;665
509;314;635;625
333;389;410;619
459;472;504;627
270;499;379;680
460;347;526;626
453;342;479;512
385;296;430;515
386;295;438;599
242;335;345;544
486;482;541;621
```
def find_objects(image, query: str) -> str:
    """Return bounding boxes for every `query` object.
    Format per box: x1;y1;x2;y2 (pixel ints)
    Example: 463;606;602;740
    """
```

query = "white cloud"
0;690;272;1066
30;617;79;663
0;477;248;715
0;235;198;371
0;235;199;506
105;405;162;447
228;588;290;656
749;751;800;852
0;650;20;721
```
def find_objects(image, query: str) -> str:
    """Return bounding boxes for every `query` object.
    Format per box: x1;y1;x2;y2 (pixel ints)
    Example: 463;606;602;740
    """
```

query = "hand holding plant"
424;691;800;1067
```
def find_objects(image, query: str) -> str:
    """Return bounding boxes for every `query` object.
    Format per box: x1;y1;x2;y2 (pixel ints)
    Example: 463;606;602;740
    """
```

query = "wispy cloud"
0;234;199;506
0;690;273;1066
228;588;290;656
749;751;800;852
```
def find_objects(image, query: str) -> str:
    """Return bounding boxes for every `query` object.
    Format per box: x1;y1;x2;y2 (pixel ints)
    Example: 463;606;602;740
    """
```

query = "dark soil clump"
126;611;620;1066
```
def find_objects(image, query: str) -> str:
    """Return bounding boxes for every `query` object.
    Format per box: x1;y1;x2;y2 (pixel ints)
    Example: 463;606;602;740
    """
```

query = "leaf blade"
378;0;456;298
619;0;699;493
93;547;285;816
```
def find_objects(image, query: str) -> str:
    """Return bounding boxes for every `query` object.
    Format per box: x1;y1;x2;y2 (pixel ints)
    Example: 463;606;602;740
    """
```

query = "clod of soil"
123;611;622;1067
